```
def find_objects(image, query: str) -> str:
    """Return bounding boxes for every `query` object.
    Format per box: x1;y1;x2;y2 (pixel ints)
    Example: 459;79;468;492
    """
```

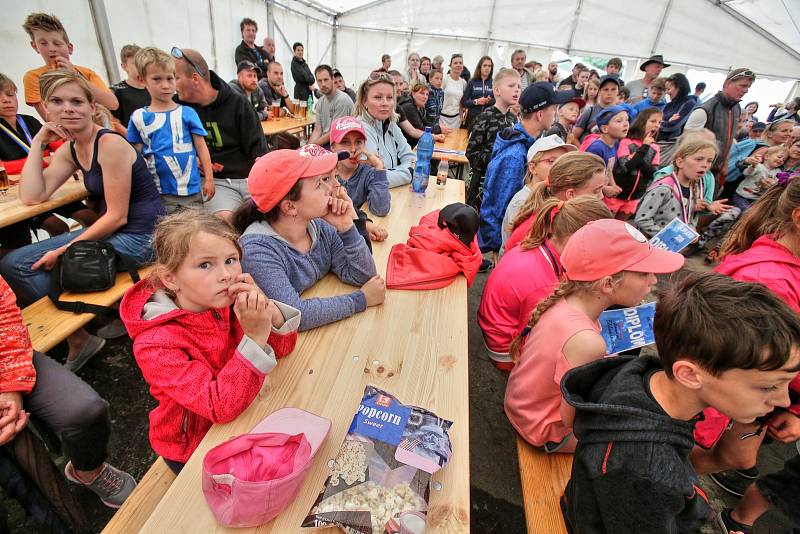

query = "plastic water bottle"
413;127;434;193
436;156;449;189
306;95;313;119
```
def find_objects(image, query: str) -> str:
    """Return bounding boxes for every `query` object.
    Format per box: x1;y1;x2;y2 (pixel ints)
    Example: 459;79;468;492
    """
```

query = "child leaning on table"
504;219;683;453
126;47;214;213
119;210;300;474
560;272;800;534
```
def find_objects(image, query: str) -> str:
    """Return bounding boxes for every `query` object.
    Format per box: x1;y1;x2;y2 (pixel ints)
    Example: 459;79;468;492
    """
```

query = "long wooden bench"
101;458;176;534
516;436;573;534
21;266;153;352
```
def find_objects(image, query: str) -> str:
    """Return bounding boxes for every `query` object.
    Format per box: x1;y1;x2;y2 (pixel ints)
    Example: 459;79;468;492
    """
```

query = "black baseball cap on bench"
520;82;574;114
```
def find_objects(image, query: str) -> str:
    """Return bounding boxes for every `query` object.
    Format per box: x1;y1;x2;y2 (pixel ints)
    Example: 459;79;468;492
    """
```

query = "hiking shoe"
709;468;759;497
64;335;106;373
64;462;136;508
478;258;493;273
96;318;127;339
716;508;753;534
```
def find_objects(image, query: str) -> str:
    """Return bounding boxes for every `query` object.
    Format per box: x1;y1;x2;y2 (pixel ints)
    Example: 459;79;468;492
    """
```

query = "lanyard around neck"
0;116;34;154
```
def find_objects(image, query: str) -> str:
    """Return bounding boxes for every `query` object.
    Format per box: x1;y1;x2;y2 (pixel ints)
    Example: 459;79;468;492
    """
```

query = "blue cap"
595;105;632;127
598;74;622;88
519;82;574;114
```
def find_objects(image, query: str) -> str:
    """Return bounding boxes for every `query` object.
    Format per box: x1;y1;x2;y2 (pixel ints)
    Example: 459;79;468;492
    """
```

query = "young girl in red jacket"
120;210;300;474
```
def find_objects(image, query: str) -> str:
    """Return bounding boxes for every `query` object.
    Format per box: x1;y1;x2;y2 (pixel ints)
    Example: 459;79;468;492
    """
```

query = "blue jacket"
478;122;536;252
657;73;695;142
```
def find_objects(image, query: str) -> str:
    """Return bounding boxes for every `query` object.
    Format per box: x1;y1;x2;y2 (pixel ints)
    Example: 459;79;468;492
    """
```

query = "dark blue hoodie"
561;356;710;534
478;122;536;252
658;73;697;142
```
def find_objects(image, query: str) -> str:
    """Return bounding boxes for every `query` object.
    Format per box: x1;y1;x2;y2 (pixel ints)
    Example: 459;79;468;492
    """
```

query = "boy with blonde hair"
21;12;118;120
466;67;521;209
111;44;150;129
126;47;214;213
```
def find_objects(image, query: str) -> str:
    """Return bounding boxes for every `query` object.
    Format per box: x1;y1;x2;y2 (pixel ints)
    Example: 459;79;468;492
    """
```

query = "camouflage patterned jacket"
465;106;518;178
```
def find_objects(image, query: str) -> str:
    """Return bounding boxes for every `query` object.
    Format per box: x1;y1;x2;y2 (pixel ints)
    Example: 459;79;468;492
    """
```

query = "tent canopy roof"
302;0;800;79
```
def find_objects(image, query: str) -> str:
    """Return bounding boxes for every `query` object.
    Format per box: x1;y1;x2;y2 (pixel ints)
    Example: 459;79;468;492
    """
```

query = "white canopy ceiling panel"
570;0;666;58
656;0;800;79
727;0;800;54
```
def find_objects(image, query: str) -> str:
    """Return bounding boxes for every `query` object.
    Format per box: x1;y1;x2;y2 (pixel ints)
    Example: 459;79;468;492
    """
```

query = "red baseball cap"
247;145;339;213
561;220;684;281
202;408;331;527
329;116;367;144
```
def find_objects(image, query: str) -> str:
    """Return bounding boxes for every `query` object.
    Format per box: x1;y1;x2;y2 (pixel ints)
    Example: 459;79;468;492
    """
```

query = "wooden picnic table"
136;180;469;533
432;129;469;165
261;114;315;137
0;177;88;230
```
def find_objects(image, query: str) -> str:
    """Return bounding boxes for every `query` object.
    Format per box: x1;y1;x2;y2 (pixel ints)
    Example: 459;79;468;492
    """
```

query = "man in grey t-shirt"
626;54;669;104
309;65;354;146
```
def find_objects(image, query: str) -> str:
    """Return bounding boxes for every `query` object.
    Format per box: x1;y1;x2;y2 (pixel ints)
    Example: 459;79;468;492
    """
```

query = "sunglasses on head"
171;47;206;78
367;71;394;83
728;69;755;82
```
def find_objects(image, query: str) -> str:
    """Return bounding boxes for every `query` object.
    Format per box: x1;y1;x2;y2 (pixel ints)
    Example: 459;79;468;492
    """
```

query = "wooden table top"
432;129;469;165
137;181;469;533
261;114;315;136
0;177;88;229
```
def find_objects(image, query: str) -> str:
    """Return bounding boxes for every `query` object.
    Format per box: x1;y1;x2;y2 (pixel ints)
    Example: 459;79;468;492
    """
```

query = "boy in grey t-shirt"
309;65;354;146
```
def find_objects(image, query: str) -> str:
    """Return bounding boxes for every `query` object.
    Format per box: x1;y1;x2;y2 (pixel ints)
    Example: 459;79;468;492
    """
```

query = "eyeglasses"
171;47;206;78
367;71;394;84
728;69;755;82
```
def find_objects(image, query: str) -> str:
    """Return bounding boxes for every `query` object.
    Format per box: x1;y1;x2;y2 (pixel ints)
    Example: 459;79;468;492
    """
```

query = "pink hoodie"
695;235;800;447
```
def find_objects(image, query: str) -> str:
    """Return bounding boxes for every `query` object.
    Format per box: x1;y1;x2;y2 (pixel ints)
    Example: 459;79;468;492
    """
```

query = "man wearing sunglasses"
685;67;756;187
171;47;267;222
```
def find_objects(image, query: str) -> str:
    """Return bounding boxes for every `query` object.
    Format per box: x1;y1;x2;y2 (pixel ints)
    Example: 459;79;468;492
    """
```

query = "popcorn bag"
302;386;453;534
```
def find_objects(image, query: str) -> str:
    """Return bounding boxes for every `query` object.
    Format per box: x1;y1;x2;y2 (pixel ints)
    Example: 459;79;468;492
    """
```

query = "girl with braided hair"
504;219;684;453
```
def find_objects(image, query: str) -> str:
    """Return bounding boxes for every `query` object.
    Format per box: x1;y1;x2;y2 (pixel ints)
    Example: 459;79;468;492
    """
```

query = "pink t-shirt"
505;214;535;252
478;243;561;353
504;298;600;446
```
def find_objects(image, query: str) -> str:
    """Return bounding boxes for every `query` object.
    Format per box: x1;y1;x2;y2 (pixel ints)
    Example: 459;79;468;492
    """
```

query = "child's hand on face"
230;274;272;346
323;185;358;232
53;56;78;74
643;129;657;145
366;220;388;241
357;149;384;170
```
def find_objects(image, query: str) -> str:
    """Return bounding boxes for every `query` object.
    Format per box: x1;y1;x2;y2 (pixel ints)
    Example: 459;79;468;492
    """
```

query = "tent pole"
87;0;120;84
650;0;674;55
405;28;414;64
273;20;293;52
319;38;333;64
332;15;338;67
708;0;800;62
485;0;498;55
565;0;584;55
266;0;275;47
207;0;218;71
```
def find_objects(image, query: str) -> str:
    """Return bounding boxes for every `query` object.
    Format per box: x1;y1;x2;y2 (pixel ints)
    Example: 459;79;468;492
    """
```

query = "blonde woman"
407;52;427;87
354;71;415;187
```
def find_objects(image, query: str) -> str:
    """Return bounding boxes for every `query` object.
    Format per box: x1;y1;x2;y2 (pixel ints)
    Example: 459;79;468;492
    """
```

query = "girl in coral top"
478;196;611;371
120;210;300;474
504;219;683;452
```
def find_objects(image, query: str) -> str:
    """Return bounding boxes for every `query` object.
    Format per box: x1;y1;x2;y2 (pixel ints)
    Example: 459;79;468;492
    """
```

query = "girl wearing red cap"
120;210;300;474
504;219;683;453
479;196;611;371
235;145;385;331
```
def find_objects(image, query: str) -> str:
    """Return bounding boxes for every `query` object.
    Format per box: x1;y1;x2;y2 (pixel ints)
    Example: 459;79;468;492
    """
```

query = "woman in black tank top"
0;70;163;370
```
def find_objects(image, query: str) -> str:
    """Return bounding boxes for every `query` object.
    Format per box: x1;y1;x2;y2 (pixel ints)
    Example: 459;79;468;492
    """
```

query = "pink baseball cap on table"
561;219;684;281
247;144;339;213
329;115;367;144
202;408;331;528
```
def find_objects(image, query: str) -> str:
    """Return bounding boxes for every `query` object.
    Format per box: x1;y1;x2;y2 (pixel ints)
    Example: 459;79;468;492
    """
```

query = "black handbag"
48;241;140;316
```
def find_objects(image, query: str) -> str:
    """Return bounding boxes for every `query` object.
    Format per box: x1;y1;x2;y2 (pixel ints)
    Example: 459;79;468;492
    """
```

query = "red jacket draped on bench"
0;277;37;394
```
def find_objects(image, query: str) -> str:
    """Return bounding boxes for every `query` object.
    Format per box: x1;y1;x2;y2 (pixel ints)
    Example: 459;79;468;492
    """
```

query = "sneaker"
64;462;136;508
96;318;127;339
64;335;106;373
709;468;759;497
716;508;753;534
478;258;493;273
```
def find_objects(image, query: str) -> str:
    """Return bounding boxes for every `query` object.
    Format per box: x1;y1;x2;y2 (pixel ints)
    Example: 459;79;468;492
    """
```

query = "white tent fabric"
2;0;798;119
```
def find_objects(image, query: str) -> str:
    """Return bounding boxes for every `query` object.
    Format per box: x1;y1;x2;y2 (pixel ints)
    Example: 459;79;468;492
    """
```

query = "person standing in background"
110;44;150;131
626;54;669;104
262;36;276;63
462;56;495;130
291;42;315;101
234;18;269;79
511;49;534;90
441;54;467;130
